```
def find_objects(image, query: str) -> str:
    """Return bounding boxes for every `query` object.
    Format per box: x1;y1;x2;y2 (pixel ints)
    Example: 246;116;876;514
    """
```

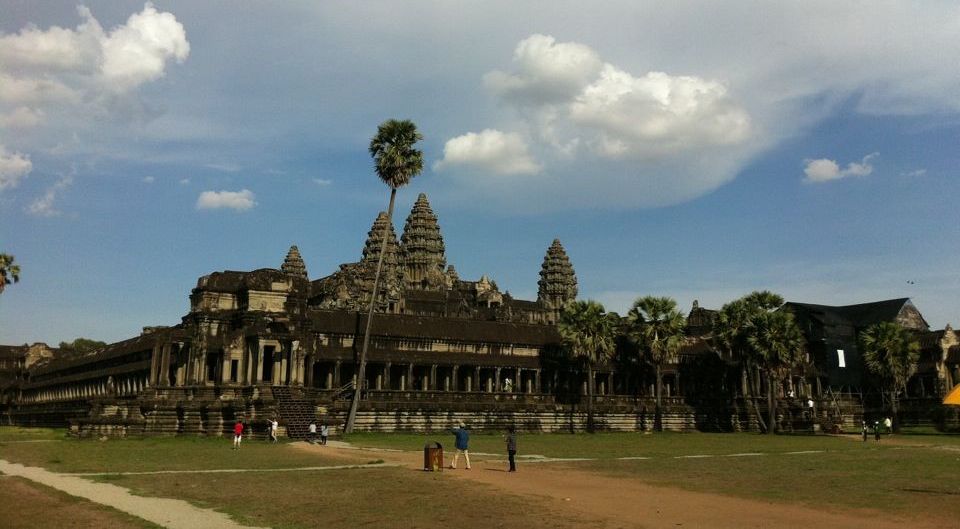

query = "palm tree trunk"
891;389;899;434
767;373;777;435
654;364;663;432
345;188;397;434
586;364;595;433
745;361;768;433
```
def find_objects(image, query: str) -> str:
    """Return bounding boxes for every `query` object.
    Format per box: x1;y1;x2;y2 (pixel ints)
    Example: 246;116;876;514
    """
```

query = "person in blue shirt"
450;421;471;469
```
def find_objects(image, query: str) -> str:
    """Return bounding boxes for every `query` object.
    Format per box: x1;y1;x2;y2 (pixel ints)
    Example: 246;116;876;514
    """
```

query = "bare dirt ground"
0;460;268;529
296;441;951;529
1;476;154;529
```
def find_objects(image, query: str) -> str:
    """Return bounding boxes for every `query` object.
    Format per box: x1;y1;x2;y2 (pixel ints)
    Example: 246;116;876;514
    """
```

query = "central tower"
399;193;448;291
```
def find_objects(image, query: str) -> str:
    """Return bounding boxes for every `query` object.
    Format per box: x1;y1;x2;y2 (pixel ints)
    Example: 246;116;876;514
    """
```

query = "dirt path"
0;460;268;529
297;442;949;529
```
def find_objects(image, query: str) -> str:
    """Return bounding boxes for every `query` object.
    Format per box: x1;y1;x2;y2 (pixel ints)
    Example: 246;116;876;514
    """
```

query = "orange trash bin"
423;441;443;471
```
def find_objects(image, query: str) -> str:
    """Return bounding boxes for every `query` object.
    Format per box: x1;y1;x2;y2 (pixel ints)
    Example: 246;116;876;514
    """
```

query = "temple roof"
785;298;929;330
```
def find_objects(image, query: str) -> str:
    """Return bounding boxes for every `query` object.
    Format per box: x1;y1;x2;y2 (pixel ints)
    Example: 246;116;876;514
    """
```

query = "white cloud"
434;129;542;175
484;34;602;105
0;106;44;129
179;178;191;185
26;173;73;217
570;67;751;159
313;178;333;186
99;4;190;91
142;176;155;183
196;189;256;211
900;169;926;178
204;163;241;173
0;146;33;191
803;153;878;183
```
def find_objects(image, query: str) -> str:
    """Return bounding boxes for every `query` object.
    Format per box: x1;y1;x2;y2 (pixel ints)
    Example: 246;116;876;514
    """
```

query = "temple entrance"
261;346;275;383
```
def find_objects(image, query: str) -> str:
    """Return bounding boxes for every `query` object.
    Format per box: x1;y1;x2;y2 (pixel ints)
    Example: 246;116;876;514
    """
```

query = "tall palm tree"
859;322;919;433
747;310;805;434
626;296;685;431
712;291;785;433
558;300;616;433
344;119;423;434
0;253;20;294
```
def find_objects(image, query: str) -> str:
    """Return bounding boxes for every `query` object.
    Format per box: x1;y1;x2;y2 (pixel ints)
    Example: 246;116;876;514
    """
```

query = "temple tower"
359;211;403;311
399;193;448;290
537;239;578;322
361;211;400;268
281;245;308;279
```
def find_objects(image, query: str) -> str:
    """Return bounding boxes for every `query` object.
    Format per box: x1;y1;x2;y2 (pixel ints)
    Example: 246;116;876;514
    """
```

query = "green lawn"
2;477;160;529
345;430;866;458
0;429;344;473
110;468;599;529
0;426;68;442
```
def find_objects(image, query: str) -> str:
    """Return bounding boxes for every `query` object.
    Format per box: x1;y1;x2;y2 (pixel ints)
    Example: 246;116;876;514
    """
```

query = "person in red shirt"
233;420;244;450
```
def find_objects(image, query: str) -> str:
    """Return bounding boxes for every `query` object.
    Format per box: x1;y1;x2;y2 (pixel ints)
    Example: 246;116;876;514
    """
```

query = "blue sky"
2;2;959;344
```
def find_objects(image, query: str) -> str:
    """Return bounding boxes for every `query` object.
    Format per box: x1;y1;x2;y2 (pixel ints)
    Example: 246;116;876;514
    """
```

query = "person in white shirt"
308;421;317;444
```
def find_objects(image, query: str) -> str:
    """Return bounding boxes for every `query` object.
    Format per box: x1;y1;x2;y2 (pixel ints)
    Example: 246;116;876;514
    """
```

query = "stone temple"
1;193;957;437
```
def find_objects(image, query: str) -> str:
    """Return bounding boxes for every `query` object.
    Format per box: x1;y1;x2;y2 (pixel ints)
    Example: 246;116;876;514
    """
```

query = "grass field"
2;427;959;528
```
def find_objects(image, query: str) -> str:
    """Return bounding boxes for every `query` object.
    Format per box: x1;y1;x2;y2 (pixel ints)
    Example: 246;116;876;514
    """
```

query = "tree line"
557;291;920;434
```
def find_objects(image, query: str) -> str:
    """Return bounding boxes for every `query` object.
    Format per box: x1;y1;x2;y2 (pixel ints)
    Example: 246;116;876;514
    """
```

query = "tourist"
883;416;892;434
233;419;244;450
449;421;471;469
861;421;868;442
873;420;881;441
320;422;329;445
308;421;317;444
505;425;517;472
269;418;279;443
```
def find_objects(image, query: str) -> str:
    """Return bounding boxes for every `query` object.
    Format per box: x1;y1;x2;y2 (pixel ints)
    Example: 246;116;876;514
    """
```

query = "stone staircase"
271;387;317;440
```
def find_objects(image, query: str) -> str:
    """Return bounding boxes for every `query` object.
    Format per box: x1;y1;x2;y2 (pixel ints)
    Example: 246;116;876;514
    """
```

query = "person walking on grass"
269;418;279;443
505;426;517;472
233;419;244;450
874;420;881;442
450;421;471;469
308;421;317;444
320;422;329;445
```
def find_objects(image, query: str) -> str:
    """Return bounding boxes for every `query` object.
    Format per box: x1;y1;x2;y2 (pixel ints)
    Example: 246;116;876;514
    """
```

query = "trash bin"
423;441;443;471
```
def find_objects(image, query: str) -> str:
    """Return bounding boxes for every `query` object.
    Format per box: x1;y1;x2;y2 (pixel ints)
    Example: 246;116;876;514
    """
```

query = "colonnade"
21;374;149;404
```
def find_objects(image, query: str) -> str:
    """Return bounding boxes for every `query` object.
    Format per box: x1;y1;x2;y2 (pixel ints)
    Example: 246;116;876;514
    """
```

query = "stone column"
608;372;614;396
333;361;342;387
430;364;438;391
451;365;459;392
474;366;481;392
384;362;392;390
407;364;415;391
149;343;162;385
495;367;501;392
255;343;265;383
535;369;542;393
515;367;522;393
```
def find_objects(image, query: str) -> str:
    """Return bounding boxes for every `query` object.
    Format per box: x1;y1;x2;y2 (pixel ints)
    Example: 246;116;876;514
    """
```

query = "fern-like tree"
558;300;616;433
0;253;20;294
859;322;919;433
747;310;806;434
344;119;423;434
626;296;685;431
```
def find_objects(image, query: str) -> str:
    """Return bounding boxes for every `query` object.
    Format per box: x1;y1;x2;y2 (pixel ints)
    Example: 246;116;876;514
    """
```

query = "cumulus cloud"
196;189;257;211
434;129;542;175
900;169;926;178
0;4;189;202
0;146;33;191
803;153;878;183
0;3;189;97
27;173;73;217
438;33;753;208
142;176;155;183
484;34;602;105
313;178;332;186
